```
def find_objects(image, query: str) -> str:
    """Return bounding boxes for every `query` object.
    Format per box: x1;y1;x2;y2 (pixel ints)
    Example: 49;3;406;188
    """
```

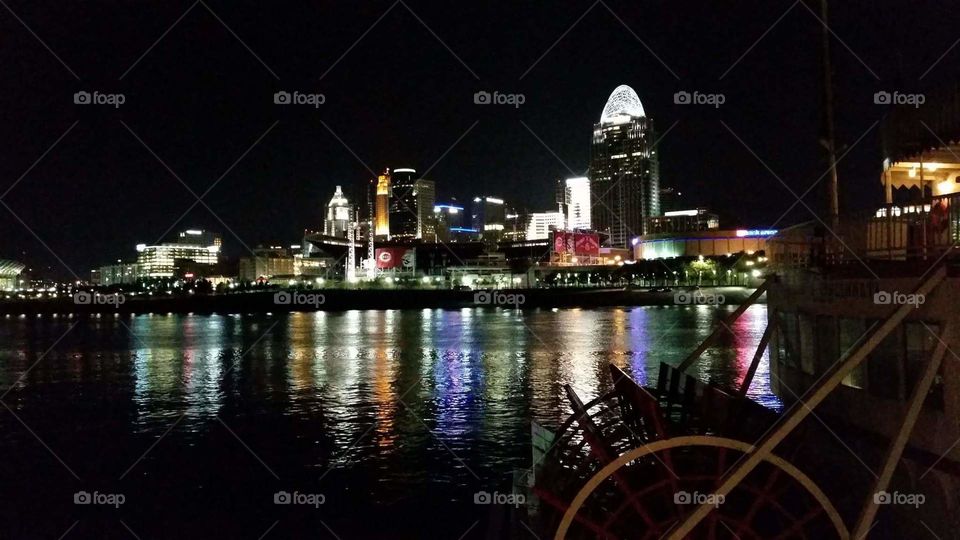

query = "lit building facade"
590;85;660;247
0;259;25;291
238;246;299;282
389;168;437;240
559;176;591;230
471;196;506;240
178;229;222;250
136;229;221;278
645;208;719;234
389;168;417;238
433;202;465;242
414;179;436;239
97;262;142;286
504;210;529;241
525;211;566;240
375;170;392;239
239;257;295;281
634;228;776;260
324;185;353;238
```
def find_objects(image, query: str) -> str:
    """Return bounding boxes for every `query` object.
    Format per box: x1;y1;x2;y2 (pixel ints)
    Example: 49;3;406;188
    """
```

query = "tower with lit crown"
374;169;392;239
324;185;353;238
589;85;660;247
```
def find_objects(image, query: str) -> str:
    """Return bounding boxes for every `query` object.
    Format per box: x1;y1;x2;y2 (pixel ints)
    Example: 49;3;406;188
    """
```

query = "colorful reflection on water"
0;305;778;538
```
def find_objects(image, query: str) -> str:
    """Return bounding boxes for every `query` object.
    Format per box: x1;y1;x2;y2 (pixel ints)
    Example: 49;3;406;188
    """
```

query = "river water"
0;305;777;539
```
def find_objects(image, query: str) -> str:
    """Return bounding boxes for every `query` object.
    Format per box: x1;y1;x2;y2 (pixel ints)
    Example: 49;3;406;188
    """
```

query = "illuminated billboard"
375;248;415;270
553;231;600;255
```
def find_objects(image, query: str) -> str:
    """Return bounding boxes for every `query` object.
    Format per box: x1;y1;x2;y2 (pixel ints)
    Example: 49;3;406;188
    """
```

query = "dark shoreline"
0;286;763;314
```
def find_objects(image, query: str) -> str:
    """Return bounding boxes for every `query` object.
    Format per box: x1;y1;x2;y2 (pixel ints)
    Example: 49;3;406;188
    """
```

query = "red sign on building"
375;248;415;269
553;231;600;255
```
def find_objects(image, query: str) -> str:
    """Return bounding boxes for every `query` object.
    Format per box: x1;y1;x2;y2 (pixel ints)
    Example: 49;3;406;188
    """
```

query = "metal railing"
769;193;960;270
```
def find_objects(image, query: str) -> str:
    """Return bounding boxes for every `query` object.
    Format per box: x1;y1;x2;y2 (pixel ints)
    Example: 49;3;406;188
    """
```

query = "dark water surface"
0;305;777;539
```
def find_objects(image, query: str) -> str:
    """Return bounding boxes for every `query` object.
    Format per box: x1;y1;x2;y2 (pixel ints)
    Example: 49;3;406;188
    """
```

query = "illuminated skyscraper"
389;168;417;239
413;179;436;239
590;85;660;247
324;185;353;238
389;168;436;240
471;196;506;241
525;211;565;240
136;229;221;278
374;169;391;239
559;176;591;230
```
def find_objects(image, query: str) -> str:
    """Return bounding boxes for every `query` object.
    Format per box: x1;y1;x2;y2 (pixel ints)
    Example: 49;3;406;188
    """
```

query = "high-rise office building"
177;229;222;250
503;208;528;241
389;168;436;240
389;168;417;239
646;208;720;234
374;170;391;239
525;211;566;241
413;179;436;239
136;229;221;278
324;185;353;238
433;202;467;242
558;176;591;230
590;85;660;247
471;196;506;240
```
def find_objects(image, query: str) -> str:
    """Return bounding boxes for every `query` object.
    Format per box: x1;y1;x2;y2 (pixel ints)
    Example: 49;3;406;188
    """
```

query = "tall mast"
367;179;376;279
819;0;840;230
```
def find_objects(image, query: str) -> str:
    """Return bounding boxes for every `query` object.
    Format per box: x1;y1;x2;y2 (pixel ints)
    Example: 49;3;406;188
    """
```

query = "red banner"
376;248;414;269
554;231;568;254
554;231;599;255
574;232;600;255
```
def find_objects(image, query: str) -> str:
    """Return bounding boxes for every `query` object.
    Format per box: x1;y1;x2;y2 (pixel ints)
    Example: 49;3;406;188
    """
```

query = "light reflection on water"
0;305;779;536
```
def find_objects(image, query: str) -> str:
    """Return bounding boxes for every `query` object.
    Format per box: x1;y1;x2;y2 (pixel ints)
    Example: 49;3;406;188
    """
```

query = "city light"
735;229;778;237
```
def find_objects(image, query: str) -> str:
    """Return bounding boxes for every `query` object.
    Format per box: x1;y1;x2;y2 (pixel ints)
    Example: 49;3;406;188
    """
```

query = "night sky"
1;1;958;277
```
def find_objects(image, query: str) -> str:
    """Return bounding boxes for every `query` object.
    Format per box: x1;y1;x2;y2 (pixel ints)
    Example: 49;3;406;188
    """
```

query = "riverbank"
0;286;762;314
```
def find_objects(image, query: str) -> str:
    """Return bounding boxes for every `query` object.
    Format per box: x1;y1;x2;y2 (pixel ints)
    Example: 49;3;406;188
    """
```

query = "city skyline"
3;2;958;278
5;4;960;539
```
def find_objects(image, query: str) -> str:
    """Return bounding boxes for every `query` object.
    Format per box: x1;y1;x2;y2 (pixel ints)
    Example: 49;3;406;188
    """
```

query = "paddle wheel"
531;268;950;539
532;364;846;539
